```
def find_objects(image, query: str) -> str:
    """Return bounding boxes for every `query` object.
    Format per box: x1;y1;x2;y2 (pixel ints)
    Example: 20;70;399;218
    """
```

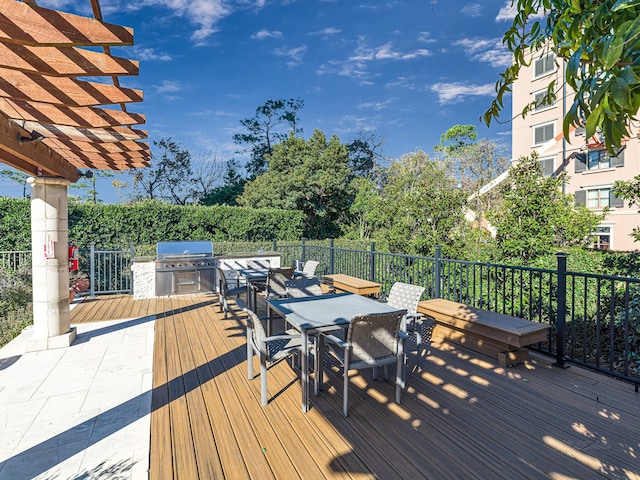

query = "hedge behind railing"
0;198;306;250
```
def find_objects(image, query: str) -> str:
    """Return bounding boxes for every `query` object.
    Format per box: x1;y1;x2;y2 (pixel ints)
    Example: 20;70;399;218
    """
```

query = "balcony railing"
276;240;640;389
3;241;639;388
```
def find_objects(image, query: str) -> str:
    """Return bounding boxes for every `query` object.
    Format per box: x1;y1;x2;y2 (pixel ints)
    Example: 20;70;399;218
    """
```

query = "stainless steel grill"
155;241;215;296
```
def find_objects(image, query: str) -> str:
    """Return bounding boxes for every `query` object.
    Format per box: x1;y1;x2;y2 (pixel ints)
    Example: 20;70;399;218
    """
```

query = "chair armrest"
323;333;348;348
261;334;301;345
398;331;408;340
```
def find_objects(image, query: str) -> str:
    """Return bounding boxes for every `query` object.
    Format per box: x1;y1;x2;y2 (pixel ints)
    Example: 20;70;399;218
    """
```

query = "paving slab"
0;313;155;480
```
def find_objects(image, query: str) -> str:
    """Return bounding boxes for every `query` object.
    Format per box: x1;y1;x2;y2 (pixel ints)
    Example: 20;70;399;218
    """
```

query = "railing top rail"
567;270;640;283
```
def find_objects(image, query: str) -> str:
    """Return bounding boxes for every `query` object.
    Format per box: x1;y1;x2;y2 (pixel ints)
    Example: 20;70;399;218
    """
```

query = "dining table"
236;268;269;312
267;292;404;413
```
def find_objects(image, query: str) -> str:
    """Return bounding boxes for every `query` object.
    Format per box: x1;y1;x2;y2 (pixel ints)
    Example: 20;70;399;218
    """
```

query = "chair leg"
343;364;349;417
314;335;324;396
395;356;403;404
260;351;268;406
247;339;254;380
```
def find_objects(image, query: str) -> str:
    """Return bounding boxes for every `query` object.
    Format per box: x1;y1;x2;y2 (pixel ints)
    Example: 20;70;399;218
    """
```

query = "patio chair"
216;267;245;318
384;282;435;370
321;310;407;417
236;297;303;406
284;277;323;297
301;260;320;278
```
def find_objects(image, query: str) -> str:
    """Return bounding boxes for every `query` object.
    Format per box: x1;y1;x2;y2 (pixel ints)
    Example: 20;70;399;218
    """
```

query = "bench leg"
498;349;530;367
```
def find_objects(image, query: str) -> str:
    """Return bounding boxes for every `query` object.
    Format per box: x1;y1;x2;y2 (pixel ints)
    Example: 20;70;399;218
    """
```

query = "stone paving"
0;306;154;480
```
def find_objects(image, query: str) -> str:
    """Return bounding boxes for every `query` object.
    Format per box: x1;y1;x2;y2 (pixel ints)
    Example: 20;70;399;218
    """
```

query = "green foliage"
485;1;640;152
233;98;304;177
614;175;640;241
0;198;305;250
0;198;31;250
360;151;469;257
238;129;353;239
0;267;32;348
487;154;604;263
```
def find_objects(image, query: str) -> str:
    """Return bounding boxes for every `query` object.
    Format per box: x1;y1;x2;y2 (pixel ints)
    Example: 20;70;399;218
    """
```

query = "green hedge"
0;198;305;250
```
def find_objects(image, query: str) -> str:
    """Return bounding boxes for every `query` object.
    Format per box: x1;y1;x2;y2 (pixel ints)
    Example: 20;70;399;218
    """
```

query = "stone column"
25;176;77;351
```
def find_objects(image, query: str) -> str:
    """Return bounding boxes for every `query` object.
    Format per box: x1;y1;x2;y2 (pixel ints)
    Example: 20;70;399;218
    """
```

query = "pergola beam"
0;42;139;77
1;98;145;128
0;0;133;47
0;111;79;181
0;67;143;107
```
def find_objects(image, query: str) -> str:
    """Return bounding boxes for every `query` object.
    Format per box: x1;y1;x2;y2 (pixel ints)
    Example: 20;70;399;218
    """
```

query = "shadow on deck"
71;294;640;479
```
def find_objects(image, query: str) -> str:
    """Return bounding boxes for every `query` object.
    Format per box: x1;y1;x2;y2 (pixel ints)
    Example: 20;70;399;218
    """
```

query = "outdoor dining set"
216;261;436;416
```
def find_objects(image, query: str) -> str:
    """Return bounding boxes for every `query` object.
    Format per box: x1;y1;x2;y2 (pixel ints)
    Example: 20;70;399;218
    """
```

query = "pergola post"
25;176;76;351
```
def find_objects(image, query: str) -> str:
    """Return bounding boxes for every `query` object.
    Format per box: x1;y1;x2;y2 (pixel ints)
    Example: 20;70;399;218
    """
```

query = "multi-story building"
511;50;640;251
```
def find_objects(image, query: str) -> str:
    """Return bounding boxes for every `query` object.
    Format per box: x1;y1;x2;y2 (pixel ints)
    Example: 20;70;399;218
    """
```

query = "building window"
575;148;624;172
533;52;556;78
588;188;610;208
593;226;611;250
533;122;555;145
575;187;624;209
537;156;554;177
588;149;611;170
532;89;553;112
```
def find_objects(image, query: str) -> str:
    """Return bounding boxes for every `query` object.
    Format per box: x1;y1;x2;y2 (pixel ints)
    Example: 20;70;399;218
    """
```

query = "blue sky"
1;0;518;202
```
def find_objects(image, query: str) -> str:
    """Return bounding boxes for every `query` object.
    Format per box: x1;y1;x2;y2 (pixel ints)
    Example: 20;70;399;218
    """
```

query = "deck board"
69;294;640;480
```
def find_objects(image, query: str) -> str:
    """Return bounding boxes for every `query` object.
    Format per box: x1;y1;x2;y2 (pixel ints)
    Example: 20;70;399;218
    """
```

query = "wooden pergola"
0;0;149;182
0;0;148;350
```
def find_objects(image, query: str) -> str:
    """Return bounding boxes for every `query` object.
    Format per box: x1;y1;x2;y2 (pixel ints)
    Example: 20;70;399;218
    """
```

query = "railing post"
329;238;335;274
553;252;569;369
129;243;135;293
301;238;306;261
369;242;376;282
272;238;277;252
434;245;442;298
89;243;96;298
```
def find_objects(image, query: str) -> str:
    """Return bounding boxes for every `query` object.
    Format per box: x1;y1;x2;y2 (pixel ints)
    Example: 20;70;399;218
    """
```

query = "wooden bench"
417;298;550;367
321;274;381;297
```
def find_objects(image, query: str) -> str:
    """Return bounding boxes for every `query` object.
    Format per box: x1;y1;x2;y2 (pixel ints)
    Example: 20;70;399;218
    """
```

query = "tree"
129;138;193;204
434;125;510;219
614;176;640;242
238;129;352;238
233;98;304;177
0;169;29;198
201;159;247;206
487;153;604;262
367;151;468;257
347;133;386;180
70;170;114;203
485;1;640;152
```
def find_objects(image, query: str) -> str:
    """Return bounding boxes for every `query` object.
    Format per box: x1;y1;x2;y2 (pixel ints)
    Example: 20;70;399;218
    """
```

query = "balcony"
1;293;638;479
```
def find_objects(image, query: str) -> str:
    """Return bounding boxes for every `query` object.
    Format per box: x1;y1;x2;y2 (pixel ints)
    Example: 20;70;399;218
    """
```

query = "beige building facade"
511;51;640;251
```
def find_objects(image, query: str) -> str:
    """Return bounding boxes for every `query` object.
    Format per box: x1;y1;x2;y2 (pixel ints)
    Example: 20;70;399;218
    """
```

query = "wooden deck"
71;294;640;479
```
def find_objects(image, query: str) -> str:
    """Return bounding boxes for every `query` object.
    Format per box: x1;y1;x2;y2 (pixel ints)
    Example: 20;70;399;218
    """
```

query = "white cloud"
495;0;546;21
154;79;182;94
253;29;283;40
351;41;431;62
495;1;517;21
454;38;512;68
356;99;394;111
461;3;482;17
308;27;342;36
431;82;495;104
132;47;173;61
273;45;308;65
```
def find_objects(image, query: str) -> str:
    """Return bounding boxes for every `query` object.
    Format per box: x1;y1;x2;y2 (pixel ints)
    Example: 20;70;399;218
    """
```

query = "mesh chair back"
302;260;320;278
216;267;229;294
244;306;266;346
267;267;294;297
284;277;323;297
386;282;425;315
347;310;406;365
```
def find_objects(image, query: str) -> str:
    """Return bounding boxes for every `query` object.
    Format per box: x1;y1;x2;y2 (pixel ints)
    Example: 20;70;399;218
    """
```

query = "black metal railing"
275;240;640;389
